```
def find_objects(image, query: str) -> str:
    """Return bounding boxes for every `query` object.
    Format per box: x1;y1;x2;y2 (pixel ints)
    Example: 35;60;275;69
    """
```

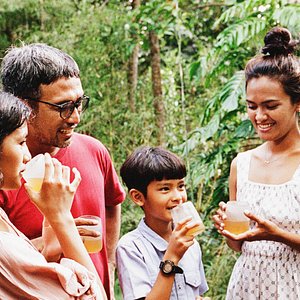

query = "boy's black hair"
120;146;186;197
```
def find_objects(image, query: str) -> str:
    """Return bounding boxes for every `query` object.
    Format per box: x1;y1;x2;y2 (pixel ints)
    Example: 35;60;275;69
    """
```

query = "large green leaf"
221;71;245;112
273;5;300;35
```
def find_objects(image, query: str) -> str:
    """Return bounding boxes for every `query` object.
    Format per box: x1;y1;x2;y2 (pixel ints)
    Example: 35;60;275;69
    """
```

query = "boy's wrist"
163;250;180;265
159;260;183;275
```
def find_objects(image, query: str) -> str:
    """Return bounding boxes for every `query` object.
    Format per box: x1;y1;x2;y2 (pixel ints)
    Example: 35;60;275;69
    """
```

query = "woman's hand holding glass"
213;201;282;242
24;153;81;219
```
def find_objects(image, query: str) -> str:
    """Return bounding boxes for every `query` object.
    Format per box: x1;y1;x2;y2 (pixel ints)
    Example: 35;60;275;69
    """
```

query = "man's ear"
129;189;145;207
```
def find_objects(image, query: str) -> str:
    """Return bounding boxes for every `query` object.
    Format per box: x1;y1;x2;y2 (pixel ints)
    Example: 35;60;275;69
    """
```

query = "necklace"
263;145;286;164
263;156;283;164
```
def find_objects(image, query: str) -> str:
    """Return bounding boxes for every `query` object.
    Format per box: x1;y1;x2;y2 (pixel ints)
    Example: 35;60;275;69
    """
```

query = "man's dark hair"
1;43;80;100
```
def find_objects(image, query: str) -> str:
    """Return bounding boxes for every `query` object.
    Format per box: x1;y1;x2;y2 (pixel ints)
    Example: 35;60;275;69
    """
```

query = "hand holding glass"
78;215;102;253
223;201;250;234
22;154;45;192
171;201;205;236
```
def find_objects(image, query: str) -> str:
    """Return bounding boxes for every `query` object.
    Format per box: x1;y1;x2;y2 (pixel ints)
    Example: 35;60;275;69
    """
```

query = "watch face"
163;261;173;273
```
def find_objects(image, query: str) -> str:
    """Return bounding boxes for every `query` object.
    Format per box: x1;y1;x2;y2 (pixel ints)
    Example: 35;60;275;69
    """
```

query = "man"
0;43;125;300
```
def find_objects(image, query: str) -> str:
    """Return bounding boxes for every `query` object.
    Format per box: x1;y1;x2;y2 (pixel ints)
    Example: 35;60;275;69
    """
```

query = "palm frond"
215;18;267;49
213;0;267;29
194;17;266;83
273;5;300;35
220;70;245;112
181;70;246;156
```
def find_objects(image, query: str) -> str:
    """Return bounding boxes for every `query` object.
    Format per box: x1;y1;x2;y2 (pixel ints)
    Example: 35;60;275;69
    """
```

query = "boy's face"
142;178;187;229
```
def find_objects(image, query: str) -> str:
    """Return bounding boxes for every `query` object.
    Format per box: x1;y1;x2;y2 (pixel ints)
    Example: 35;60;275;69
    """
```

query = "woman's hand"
220;211;282;242
212;201;227;233
25;153;81;220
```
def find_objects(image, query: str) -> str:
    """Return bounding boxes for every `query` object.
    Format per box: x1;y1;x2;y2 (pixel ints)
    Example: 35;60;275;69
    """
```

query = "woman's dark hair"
0;91;31;145
245;27;300;104
0;91;31;187
120;146;187;197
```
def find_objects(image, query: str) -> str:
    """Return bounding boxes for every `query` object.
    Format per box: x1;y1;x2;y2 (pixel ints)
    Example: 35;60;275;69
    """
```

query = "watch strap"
159;260;183;275
173;264;183;274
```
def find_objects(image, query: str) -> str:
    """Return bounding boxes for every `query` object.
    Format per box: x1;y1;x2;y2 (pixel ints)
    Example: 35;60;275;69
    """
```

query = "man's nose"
67;107;81;124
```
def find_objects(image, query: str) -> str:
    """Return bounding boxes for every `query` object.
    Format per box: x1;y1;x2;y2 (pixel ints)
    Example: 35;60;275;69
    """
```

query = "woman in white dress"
213;27;300;299
0;91;107;299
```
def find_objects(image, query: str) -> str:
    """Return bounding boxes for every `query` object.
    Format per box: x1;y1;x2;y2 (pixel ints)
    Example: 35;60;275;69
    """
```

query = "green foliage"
1;1;299;299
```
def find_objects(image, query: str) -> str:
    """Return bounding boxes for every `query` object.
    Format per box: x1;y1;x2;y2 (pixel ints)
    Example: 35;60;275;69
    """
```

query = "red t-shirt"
0;133;125;299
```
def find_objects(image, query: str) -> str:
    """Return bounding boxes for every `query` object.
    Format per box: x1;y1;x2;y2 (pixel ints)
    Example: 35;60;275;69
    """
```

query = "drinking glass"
22;154;45;192
79;215;102;253
223;201;250;234
171;201;205;236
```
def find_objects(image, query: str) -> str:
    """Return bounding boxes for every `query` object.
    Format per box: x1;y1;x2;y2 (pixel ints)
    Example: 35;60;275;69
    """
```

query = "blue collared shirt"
116;218;208;300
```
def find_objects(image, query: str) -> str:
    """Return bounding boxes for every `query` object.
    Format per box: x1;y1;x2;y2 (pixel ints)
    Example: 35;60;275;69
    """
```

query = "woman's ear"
129;189;145;207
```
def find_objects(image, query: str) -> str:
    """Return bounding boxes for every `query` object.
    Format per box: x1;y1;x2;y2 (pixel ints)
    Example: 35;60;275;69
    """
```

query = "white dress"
226;150;300;300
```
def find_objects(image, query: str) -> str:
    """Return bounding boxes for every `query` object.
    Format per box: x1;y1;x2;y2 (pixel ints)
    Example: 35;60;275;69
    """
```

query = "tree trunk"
149;30;165;146
127;0;140;113
128;44;139;113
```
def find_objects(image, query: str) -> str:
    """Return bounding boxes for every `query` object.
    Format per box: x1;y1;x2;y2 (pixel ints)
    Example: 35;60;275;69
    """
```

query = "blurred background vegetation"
1;0;299;299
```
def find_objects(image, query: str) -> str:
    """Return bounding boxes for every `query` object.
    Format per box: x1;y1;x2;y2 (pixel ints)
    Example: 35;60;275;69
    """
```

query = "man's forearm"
105;204;121;263
106;204;121;299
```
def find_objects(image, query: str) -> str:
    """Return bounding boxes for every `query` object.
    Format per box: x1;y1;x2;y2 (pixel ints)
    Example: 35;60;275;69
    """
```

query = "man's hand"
75;216;101;240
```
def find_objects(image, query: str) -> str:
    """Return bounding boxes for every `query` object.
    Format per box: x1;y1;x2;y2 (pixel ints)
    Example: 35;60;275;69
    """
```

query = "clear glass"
171;201;205;236
224;201;250;234
22;154;45;192
78;215;102;253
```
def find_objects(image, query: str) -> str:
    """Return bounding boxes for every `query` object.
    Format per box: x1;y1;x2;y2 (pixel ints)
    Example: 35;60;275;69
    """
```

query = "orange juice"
83;236;102;253
26;178;43;192
186;223;205;236
224;220;249;234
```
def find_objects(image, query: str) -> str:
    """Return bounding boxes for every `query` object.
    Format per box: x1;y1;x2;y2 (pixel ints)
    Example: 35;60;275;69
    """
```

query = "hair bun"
262;27;298;56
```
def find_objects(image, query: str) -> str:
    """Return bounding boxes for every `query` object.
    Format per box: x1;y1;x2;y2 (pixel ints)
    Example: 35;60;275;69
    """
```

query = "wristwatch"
159;260;183;275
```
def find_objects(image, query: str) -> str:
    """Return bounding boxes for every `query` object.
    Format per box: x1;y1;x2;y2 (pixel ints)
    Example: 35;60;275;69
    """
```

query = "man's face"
27;77;84;155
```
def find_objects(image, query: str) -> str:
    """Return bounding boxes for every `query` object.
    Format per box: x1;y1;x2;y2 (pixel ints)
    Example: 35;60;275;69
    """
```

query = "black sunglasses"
28;95;90;120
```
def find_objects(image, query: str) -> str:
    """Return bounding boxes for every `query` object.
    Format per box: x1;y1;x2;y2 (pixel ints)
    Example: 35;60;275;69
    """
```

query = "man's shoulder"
67;133;109;156
72;133;105;148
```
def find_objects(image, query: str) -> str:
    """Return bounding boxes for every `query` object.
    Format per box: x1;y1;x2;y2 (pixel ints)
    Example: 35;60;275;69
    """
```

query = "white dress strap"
236;150;252;195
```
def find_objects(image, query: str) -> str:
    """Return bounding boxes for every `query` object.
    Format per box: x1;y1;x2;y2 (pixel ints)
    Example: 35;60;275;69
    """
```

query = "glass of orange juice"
223;201;250;234
171;201;205;236
22;154;45;192
79;215;102;254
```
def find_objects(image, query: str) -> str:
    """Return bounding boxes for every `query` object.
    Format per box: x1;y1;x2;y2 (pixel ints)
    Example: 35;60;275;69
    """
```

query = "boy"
116;146;208;300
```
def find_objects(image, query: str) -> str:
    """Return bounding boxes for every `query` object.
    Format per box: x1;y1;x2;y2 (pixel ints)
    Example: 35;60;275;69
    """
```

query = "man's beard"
55;138;72;148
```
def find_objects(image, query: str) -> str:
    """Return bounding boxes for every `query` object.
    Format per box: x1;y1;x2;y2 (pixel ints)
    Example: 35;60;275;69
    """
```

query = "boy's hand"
165;217;196;263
